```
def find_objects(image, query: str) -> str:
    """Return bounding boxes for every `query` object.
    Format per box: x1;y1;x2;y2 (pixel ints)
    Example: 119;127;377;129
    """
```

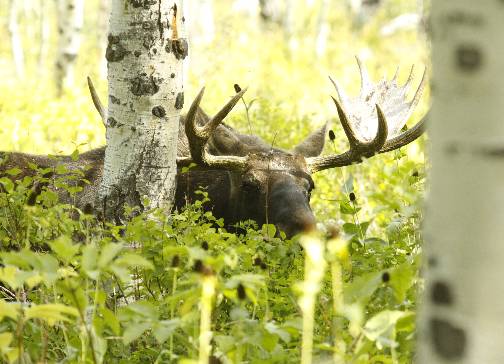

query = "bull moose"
0;60;427;238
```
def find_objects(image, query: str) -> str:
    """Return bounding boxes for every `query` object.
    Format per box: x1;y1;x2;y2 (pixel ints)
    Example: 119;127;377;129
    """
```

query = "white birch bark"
98;0;111;79
419;1;504;363
8;0;25;78
99;0;186;220
55;0;84;95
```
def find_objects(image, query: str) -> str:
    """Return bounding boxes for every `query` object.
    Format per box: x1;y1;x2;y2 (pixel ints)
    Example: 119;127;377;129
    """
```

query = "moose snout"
268;184;317;238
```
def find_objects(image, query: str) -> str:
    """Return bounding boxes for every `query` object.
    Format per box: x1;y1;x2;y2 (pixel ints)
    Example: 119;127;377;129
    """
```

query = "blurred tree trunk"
419;1;504;363
283;0;294;48
98;0;110;79
55;0;84;96
315;0;330;56
37;0;50;76
99;0;187;221
259;0;282;25
348;0;382;30
188;0;215;46
8;0;25;78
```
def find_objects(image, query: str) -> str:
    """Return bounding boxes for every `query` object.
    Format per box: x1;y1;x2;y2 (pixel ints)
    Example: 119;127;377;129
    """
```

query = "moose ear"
292;123;328;157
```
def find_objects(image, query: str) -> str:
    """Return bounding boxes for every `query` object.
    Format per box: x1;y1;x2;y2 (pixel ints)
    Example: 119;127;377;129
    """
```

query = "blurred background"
0;0;430;224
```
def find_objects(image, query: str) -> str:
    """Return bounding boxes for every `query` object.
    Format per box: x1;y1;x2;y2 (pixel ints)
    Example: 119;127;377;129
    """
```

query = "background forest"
0;0;430;363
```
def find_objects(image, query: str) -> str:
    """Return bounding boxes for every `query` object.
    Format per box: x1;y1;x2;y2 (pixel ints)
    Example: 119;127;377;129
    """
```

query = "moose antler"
184;87;248;170
307;58;427;173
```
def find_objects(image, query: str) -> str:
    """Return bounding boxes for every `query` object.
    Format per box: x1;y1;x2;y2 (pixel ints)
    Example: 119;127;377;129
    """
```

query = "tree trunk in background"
99;0;186;221
259;0;282;25
37;0;50;76
315;0;330;56
98;0;110;79
348;0;382;30
8;0;25;78
55;0;84;96
283;0;295;49
419;1;504;363
188;0;215;46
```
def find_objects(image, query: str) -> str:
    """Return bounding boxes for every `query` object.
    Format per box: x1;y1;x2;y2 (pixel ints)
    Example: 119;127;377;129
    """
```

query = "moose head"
173;59;427;237
9;59;427;238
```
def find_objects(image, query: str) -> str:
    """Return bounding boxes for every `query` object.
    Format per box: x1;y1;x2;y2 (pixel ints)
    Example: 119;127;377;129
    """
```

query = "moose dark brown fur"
0;60;427;238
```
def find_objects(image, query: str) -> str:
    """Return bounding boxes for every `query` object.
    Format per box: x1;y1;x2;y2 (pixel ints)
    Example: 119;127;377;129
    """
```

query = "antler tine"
403;64;415;92
369;104;389;151
331;96;360;148
381;111;428;153
356;56;372;93
307;62;428;173
392;66;400;83
408;66;427;111
203;88;248;137
329;75;350;106
184;87;247;170
87;76;106;126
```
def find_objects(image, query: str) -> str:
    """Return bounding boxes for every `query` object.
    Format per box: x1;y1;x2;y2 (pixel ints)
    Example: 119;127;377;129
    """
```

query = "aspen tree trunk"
8;0;25;78
188;0;214;46
315;0;330;56
99;0;187;221
98;0;110;79
259;0;282;25
37;0;50;75
283;0;295;48
55;0;84;96
419;1;504;363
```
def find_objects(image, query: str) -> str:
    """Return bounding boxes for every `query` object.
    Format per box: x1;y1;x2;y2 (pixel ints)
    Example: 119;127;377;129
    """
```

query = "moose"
0;60;426;238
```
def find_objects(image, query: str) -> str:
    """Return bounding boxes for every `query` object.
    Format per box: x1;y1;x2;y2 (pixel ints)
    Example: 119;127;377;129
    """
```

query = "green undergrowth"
0;154;423;363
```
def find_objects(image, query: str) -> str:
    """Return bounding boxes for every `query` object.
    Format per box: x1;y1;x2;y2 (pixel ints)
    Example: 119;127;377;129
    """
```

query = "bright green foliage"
0;157;423;362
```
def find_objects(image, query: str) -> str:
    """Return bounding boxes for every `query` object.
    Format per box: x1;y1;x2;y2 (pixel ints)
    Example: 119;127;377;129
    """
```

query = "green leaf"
389;262;416;303
363;310;413;347
49;236;79;264
25;304;79;326
122;322;151;345
102;307;121;336
114;253;153;270
5;168;22;176
98;243;123;268
261;330;279;352
0;300;20;321
82;244;99;279
152;319;180;344
344;271;383;304
0;332;13;351
70;149;80;161
119;301;158;321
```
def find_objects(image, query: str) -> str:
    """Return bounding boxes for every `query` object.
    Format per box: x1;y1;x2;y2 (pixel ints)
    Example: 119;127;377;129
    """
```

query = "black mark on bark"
444;11;484;27
107;117;123;128
110;95;121;105
172;38;188;60
152;106;166;118
175;92;184;109
143;34;155;50
129;0;156;9
431;281;453;305
456;44;483;72
130;74;162;96
430;318;466;360
106;35;128;62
